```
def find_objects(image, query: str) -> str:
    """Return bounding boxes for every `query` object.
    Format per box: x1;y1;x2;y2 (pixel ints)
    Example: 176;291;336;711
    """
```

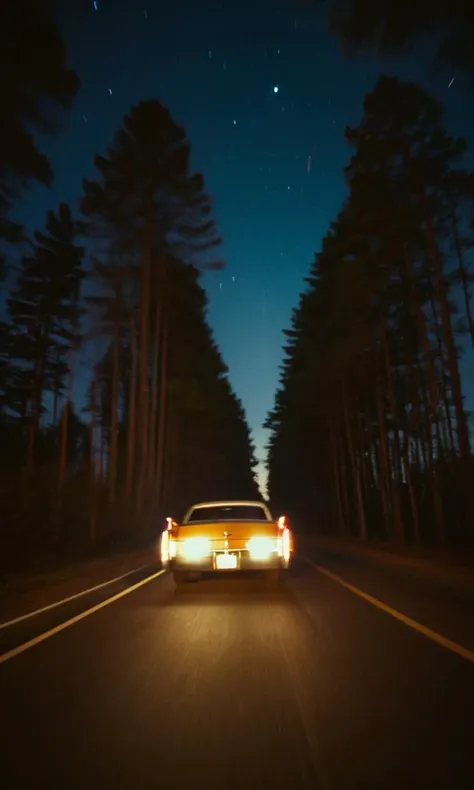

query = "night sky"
12;0;474;493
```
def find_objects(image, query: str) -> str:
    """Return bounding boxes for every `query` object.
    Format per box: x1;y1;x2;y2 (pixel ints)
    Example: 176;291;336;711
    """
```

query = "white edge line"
304;557;474;665
0;562;155;630
0;569;167;665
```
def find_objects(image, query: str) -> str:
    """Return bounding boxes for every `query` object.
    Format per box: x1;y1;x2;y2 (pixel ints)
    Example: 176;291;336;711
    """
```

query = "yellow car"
160;500;294;585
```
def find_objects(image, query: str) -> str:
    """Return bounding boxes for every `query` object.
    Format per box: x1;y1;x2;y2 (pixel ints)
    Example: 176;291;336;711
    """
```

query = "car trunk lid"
178;520;277;550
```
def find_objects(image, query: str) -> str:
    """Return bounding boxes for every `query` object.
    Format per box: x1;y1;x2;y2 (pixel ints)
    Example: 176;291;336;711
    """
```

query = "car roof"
189;500;268;509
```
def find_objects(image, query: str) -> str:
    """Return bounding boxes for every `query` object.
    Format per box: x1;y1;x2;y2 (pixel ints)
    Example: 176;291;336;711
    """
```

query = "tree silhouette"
267;76;474;547
1;0;80;266
324;0;474;84
6;202;85;466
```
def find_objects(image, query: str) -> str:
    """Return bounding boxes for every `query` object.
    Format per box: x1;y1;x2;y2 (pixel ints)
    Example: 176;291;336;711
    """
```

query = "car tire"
173;570;188;585
264;568;280;587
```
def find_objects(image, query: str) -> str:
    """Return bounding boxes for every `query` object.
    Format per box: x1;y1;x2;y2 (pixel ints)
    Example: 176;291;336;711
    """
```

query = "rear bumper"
169;551;288;573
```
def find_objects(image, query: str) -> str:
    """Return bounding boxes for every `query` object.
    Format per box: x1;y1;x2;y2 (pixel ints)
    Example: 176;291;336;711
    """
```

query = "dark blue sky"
14;0;474;492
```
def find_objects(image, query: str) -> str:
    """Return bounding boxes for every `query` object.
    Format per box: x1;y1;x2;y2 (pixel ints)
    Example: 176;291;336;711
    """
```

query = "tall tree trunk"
137;241;152;510
452;213;474;350
403;334;422;543
99;427;105;482
336;426;350;536
27;329;47;471
420;374;445;544
52;345;61;425
375;368;392;540
89;377;97;549
155;313;168;507
108;325;120;505
429;292;455;458
54;399;70;549
162;400;175;511
54;338;77;547
125;316;138;498
330;420;345;536
356;409;369;500
380;324;404;542
148;301;162;486
421;193;470;460
405;249;443;450
342;385;367;540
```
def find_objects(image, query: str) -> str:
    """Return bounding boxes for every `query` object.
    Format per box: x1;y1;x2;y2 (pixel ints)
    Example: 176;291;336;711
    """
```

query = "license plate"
216;553;237;570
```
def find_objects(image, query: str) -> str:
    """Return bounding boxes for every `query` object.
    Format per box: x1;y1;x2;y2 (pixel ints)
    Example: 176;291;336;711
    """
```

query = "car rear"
161;501;292;584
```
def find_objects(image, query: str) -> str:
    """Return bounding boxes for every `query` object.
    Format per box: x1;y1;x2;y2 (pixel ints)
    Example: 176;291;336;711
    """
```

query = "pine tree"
325;0;474;84
81;99;222;513
1;1;80;261
6;202;85;466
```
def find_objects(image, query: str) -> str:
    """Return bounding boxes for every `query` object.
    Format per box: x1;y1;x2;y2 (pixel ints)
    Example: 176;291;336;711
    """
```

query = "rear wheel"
263;568;280;587
172;570;188;586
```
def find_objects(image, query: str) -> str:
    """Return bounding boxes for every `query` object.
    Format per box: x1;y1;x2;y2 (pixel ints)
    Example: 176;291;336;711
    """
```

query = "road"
1;550;474;789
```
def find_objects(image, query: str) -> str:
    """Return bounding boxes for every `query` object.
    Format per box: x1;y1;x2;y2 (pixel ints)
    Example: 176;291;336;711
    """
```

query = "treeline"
267;75;474;547
0;3;258;570
324;0;474;86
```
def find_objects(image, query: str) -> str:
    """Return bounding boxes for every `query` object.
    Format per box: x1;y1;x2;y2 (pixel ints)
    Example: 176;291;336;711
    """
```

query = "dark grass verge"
297;533;474;592
0;544;161;624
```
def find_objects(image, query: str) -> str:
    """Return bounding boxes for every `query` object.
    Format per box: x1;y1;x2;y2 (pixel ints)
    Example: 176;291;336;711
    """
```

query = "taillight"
277;515;287;530
160;528;177;563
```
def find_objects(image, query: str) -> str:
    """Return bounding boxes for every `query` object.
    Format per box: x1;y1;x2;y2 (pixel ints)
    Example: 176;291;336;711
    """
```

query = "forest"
0;2;259;572
266;74;474;547
266;0;474;547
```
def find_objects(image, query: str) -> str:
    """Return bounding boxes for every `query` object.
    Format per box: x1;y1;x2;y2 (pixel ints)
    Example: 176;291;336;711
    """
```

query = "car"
160;500;294;586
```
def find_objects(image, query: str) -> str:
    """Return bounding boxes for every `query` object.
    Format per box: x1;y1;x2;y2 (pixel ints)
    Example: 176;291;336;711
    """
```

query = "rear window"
186;505;269;523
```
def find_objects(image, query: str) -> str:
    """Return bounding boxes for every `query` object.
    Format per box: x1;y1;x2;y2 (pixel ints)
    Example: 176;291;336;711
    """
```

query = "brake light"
160;529;176;563
277;515;287;530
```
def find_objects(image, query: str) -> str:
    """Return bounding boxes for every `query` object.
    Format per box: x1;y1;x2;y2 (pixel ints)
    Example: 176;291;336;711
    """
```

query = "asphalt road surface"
1;551;474;790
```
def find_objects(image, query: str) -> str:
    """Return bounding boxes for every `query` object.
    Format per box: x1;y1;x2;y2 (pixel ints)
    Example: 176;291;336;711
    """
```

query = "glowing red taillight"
277;515;287;530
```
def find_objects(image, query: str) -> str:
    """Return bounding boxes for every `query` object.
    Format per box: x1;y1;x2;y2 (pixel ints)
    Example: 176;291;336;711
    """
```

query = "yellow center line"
305;558;474;665
0;569;166;665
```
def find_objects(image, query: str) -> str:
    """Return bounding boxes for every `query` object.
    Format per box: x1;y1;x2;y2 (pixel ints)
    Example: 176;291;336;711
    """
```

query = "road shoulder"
298;534;474;592
299;537;474;655
0;546;159;625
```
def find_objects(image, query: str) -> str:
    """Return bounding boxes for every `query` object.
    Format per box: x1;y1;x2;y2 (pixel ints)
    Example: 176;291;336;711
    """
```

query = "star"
273;85;279;94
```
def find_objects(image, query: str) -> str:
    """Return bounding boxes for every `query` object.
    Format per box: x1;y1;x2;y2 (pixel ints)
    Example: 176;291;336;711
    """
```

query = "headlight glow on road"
180;537;211;560
247;536;276;560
